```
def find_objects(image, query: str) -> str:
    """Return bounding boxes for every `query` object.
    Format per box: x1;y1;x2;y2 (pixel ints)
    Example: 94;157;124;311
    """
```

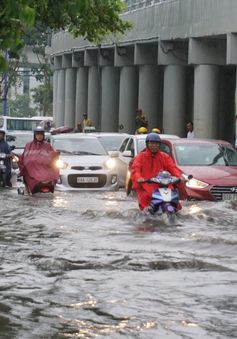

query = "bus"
0;116;54;132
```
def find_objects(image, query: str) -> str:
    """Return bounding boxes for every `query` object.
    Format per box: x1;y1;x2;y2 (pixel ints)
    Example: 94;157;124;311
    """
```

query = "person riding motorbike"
18;127;59;194
0;129;12;187
131;132;185;211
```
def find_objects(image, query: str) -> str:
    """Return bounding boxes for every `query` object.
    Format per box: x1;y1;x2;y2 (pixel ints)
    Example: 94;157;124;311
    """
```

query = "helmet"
34;126;45;133
34;126;45;141
152;128;161;134
146;132;161;143
137;127;148;134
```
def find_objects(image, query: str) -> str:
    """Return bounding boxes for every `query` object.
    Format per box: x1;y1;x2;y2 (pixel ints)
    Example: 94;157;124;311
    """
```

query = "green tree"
0;0;131;115
0;0;131;70
9;94;36;117
31;83;53;116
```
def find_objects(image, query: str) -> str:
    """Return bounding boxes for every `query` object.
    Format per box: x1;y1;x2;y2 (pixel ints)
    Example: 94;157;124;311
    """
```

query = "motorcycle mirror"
188;174;193;180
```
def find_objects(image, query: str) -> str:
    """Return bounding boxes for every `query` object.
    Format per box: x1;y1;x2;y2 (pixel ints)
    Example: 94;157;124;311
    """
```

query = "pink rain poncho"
19;140;59;193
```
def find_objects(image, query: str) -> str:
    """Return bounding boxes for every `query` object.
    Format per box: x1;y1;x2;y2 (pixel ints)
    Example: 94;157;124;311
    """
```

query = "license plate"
77;177;99;183
222;193;237;201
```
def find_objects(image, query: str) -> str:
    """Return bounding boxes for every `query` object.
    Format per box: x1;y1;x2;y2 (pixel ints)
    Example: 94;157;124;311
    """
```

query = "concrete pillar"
163;65;187;136
101;66;120;131
193;65;219;138
119;66;139;133
75;67;88;127
53;70;58;125
138;65;160;131
64;68;77;128
56;69;65;127
87;66;100;130
235;70;237;141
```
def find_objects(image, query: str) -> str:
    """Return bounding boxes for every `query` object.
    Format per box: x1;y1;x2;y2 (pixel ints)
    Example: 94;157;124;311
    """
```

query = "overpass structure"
50;0;237;142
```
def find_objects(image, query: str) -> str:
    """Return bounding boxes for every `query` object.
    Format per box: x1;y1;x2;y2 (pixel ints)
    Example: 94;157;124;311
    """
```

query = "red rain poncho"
19;140;59;193
131;148;182;210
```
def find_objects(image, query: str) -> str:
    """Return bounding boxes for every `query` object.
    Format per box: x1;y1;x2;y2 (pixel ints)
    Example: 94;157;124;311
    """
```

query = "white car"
51;133;119;191
89;132;130;151
116;133;180;187
6;131;34;156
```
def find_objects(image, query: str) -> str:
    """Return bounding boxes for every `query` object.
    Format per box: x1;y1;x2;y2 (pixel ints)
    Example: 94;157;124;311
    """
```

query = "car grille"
210;185;237;201
68;174;107;188
71;166;102;170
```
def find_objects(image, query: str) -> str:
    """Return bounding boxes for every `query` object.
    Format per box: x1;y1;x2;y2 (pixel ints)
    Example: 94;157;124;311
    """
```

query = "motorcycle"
145;171;185;222
0;151;17;187
17;153;60;196
17;180;56;195
0;153;7;187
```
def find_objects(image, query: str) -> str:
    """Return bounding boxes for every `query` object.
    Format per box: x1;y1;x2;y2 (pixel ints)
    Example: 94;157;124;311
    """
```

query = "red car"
158;138;237;201
126;138;237;201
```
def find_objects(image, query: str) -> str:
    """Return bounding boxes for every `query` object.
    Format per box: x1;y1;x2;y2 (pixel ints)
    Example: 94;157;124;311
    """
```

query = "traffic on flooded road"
0;188;236;339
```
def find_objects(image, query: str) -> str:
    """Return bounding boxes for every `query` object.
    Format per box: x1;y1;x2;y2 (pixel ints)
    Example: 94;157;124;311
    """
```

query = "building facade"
50;0;237;142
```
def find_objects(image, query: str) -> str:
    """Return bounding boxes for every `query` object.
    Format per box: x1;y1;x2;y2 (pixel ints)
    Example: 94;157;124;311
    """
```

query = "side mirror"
7;135;16;142
123;150;132;157
108;150;119;158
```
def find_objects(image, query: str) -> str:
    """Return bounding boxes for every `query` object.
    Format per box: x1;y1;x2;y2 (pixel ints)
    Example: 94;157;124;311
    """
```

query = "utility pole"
2;51;9;116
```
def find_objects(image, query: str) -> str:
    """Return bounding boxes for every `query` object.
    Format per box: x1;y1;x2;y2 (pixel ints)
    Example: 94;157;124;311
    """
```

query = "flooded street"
0;189;237;339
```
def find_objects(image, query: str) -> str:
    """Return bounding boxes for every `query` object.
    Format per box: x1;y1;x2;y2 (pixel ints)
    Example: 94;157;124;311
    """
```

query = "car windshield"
6;133;33;148
53;138;107;156
98;135;126;151
175;143;237;166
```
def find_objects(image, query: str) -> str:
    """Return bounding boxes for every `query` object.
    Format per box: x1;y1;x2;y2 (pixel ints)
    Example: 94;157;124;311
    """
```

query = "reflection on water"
0;189;237;338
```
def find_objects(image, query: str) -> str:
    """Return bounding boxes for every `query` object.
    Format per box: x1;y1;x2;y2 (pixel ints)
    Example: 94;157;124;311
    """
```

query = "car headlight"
55;159;68;169
183;174;209;189
104;158;116;170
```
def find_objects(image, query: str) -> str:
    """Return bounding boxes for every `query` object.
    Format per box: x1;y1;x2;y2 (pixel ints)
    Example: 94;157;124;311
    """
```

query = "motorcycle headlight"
55;159;68;169
104;158;116;170
12;154;19;164
183;174;209;189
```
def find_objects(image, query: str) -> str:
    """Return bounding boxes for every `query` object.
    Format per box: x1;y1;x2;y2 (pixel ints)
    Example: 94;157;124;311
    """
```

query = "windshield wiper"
72;151;102;155
56;149;73;154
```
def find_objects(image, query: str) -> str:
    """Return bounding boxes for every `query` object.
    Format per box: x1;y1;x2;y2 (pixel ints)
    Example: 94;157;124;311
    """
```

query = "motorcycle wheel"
0;172;6;187
163;205;177;225
17;187;25;195
165;212;176;224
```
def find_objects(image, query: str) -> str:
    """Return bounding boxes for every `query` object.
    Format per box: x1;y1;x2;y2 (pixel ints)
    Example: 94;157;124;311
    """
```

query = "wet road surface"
0;189;237;338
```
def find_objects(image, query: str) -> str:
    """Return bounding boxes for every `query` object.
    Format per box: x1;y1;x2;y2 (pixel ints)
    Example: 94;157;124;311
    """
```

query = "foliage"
0;0;131;69
0;0;131;116
31;83;53;116
0;58;24;112
8;94;36;117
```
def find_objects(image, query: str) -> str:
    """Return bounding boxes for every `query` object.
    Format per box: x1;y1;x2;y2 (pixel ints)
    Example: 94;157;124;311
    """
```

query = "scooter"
16;149;60;196
145;171;183;221
0;153;7;187
17;179;56;195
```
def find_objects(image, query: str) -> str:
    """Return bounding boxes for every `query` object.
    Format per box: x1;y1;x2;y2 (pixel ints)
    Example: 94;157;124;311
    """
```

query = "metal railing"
124;0;169;12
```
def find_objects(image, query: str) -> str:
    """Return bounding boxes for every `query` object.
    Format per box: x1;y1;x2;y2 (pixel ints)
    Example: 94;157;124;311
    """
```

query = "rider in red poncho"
131;133;184;210
18;127;59;194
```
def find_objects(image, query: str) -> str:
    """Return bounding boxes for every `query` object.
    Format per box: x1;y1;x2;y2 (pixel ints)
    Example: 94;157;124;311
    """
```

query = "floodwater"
0;188;237;339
